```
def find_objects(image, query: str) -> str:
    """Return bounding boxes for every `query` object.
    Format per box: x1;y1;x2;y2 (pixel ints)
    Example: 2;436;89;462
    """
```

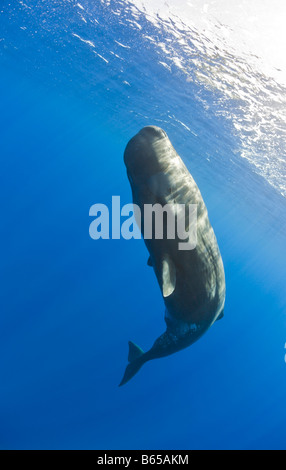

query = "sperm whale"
120;126;225;386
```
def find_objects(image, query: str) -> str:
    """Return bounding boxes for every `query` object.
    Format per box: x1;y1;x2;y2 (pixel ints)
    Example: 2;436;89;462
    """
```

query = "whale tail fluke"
119;341;146;386
128;341;144;362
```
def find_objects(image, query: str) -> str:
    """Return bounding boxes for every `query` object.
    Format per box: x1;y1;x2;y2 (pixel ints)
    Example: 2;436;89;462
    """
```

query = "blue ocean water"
1;0;286;450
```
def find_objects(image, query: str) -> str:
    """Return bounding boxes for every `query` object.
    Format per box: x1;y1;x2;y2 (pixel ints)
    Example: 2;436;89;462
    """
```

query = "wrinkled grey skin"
120;126;225;386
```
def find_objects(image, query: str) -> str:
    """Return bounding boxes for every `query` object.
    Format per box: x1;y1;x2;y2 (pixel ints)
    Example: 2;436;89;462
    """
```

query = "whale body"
120;126;225;386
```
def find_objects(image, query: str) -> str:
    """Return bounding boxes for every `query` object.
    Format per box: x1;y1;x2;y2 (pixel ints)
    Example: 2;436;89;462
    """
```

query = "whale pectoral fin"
216;309;224;321
161;255;176;298
147;256;153;267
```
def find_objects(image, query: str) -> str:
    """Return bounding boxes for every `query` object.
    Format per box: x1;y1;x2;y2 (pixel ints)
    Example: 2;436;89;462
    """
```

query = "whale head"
124;126;171;186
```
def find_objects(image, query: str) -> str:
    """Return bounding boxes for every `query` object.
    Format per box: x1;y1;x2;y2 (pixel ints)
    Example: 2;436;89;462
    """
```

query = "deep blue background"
0;0;286;449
